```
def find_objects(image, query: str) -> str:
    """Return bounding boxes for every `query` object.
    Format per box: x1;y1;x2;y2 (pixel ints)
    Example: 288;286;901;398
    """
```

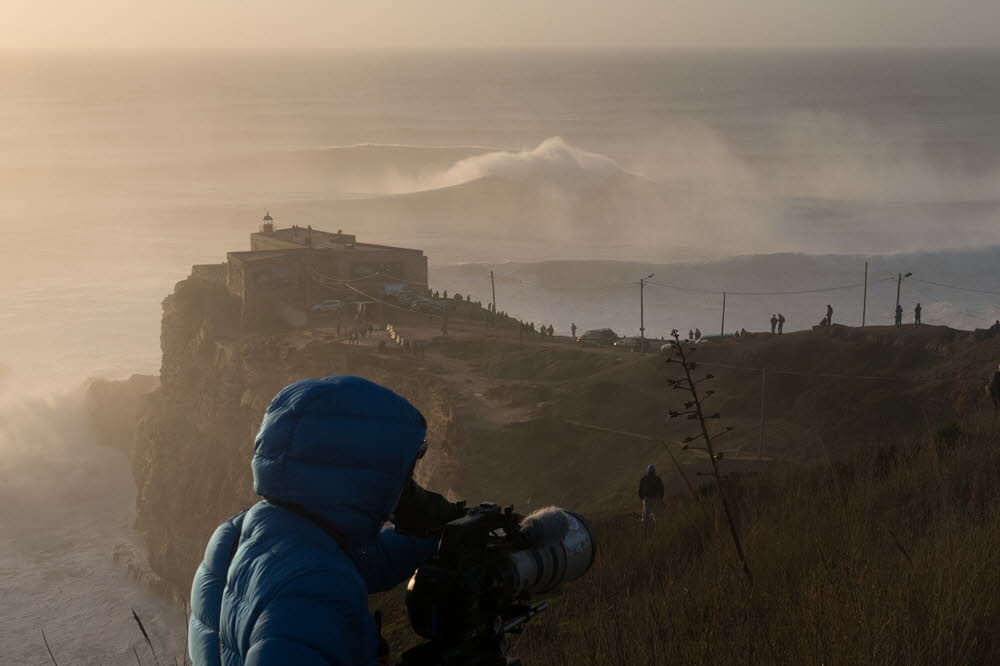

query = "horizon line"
3;45;1000;54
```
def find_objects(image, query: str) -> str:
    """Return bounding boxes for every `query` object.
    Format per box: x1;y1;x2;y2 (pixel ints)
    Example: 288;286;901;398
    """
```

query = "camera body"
400;503;595;666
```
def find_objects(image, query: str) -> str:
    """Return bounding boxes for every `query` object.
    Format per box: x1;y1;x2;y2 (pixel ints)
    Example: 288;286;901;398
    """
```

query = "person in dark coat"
895;304;904;327
777;313;786;334
988;364;1000;409
188;376;464;665
638;464;665;522
770;314;777;334
826;304;833;325
914;303;922;325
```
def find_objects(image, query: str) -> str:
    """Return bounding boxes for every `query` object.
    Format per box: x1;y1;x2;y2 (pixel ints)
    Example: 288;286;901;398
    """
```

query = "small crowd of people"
895;303;922;326
520;321;555;340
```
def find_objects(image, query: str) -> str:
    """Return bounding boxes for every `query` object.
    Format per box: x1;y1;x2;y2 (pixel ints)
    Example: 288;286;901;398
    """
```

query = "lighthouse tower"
260;210;274;234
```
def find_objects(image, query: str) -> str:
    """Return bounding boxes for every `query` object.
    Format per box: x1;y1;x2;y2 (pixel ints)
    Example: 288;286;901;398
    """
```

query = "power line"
643;279;711;294
910;277;1000;297
343;282;444;320
427;267;996;300
491;275;636;292
379;270;431;287
308;266;387;285
645;277;895;297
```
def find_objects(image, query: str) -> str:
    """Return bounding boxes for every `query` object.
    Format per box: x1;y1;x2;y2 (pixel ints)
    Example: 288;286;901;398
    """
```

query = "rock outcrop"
133;279;463;595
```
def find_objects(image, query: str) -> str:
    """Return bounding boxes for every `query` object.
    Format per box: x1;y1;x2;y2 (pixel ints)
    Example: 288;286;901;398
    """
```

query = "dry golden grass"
511;409;1000;665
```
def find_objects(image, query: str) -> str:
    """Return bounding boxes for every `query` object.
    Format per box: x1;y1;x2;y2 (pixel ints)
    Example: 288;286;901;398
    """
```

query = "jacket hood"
252;375;426;546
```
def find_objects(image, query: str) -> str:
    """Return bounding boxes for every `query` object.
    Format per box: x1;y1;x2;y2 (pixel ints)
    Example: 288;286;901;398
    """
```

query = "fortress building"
191;212;428;328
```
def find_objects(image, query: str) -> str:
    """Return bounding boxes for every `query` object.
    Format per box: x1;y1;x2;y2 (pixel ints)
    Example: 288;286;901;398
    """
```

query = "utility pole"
895;273;902;314
894;271;912;324
720;291;727;337
640;273;654;351
862;260;868;327
490;270;497;328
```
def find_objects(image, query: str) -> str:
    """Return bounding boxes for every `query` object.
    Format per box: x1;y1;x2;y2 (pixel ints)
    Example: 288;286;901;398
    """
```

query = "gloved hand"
391;478;466;537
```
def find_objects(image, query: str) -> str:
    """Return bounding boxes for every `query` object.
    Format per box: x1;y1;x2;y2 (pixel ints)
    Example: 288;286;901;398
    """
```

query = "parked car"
614;336;651;352
577;328;618;347
310;299;344;313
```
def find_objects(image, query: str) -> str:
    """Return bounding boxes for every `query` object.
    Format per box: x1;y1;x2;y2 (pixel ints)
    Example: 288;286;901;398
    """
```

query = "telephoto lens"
506;507;596;597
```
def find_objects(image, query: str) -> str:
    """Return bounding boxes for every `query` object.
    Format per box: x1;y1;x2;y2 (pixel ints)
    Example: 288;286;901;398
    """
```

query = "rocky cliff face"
133;278;466;595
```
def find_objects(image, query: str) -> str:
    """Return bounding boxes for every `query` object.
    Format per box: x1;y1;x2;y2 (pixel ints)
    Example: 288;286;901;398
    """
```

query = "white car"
311;299;344;313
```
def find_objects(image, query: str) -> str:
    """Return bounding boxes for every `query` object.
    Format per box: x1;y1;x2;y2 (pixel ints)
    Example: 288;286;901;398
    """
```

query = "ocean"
2;48;1000;662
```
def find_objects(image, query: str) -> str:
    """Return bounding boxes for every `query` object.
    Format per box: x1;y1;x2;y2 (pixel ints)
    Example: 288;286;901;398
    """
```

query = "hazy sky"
3;0;1000;50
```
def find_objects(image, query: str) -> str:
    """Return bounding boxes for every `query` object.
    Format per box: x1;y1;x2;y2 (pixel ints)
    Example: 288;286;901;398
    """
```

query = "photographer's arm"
351;480;466;593
352;526;438;593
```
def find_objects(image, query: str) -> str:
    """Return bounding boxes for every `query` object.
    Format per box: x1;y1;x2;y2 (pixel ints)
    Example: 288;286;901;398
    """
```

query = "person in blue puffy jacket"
187;375;464;665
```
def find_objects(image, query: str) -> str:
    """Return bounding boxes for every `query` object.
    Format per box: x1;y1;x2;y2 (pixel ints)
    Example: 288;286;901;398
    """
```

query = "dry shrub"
512;408;1000;665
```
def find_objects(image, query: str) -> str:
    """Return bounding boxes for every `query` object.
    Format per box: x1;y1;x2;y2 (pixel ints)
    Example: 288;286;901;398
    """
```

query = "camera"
399;503;596;666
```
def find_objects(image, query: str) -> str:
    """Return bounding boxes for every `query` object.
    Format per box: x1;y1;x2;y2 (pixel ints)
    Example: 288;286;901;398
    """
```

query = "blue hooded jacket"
188;376;438;665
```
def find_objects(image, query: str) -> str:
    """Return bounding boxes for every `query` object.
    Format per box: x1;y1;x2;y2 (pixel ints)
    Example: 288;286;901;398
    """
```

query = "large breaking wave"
417;137;638;192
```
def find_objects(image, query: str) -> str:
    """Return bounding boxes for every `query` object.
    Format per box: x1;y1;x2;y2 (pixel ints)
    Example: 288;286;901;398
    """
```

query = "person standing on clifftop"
826;304;833;326
187;376;466;666
571;322;577;339
770;314;778;334
895;304;904;327
915;303;922;326
639;464;664;523
777;313;785;334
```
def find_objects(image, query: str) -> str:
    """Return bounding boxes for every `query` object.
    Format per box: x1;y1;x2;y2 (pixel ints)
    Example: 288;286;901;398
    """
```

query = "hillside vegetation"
513;407;1000;665
368;326;1000;664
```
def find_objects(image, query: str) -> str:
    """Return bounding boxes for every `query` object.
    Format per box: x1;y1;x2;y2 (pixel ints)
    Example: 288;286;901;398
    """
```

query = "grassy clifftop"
374;325;1000;662
515;408;1000;664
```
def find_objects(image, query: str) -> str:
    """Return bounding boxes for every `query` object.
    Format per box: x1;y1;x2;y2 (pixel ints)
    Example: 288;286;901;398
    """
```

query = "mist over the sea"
2;48;1000;662
4;50;1000;379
